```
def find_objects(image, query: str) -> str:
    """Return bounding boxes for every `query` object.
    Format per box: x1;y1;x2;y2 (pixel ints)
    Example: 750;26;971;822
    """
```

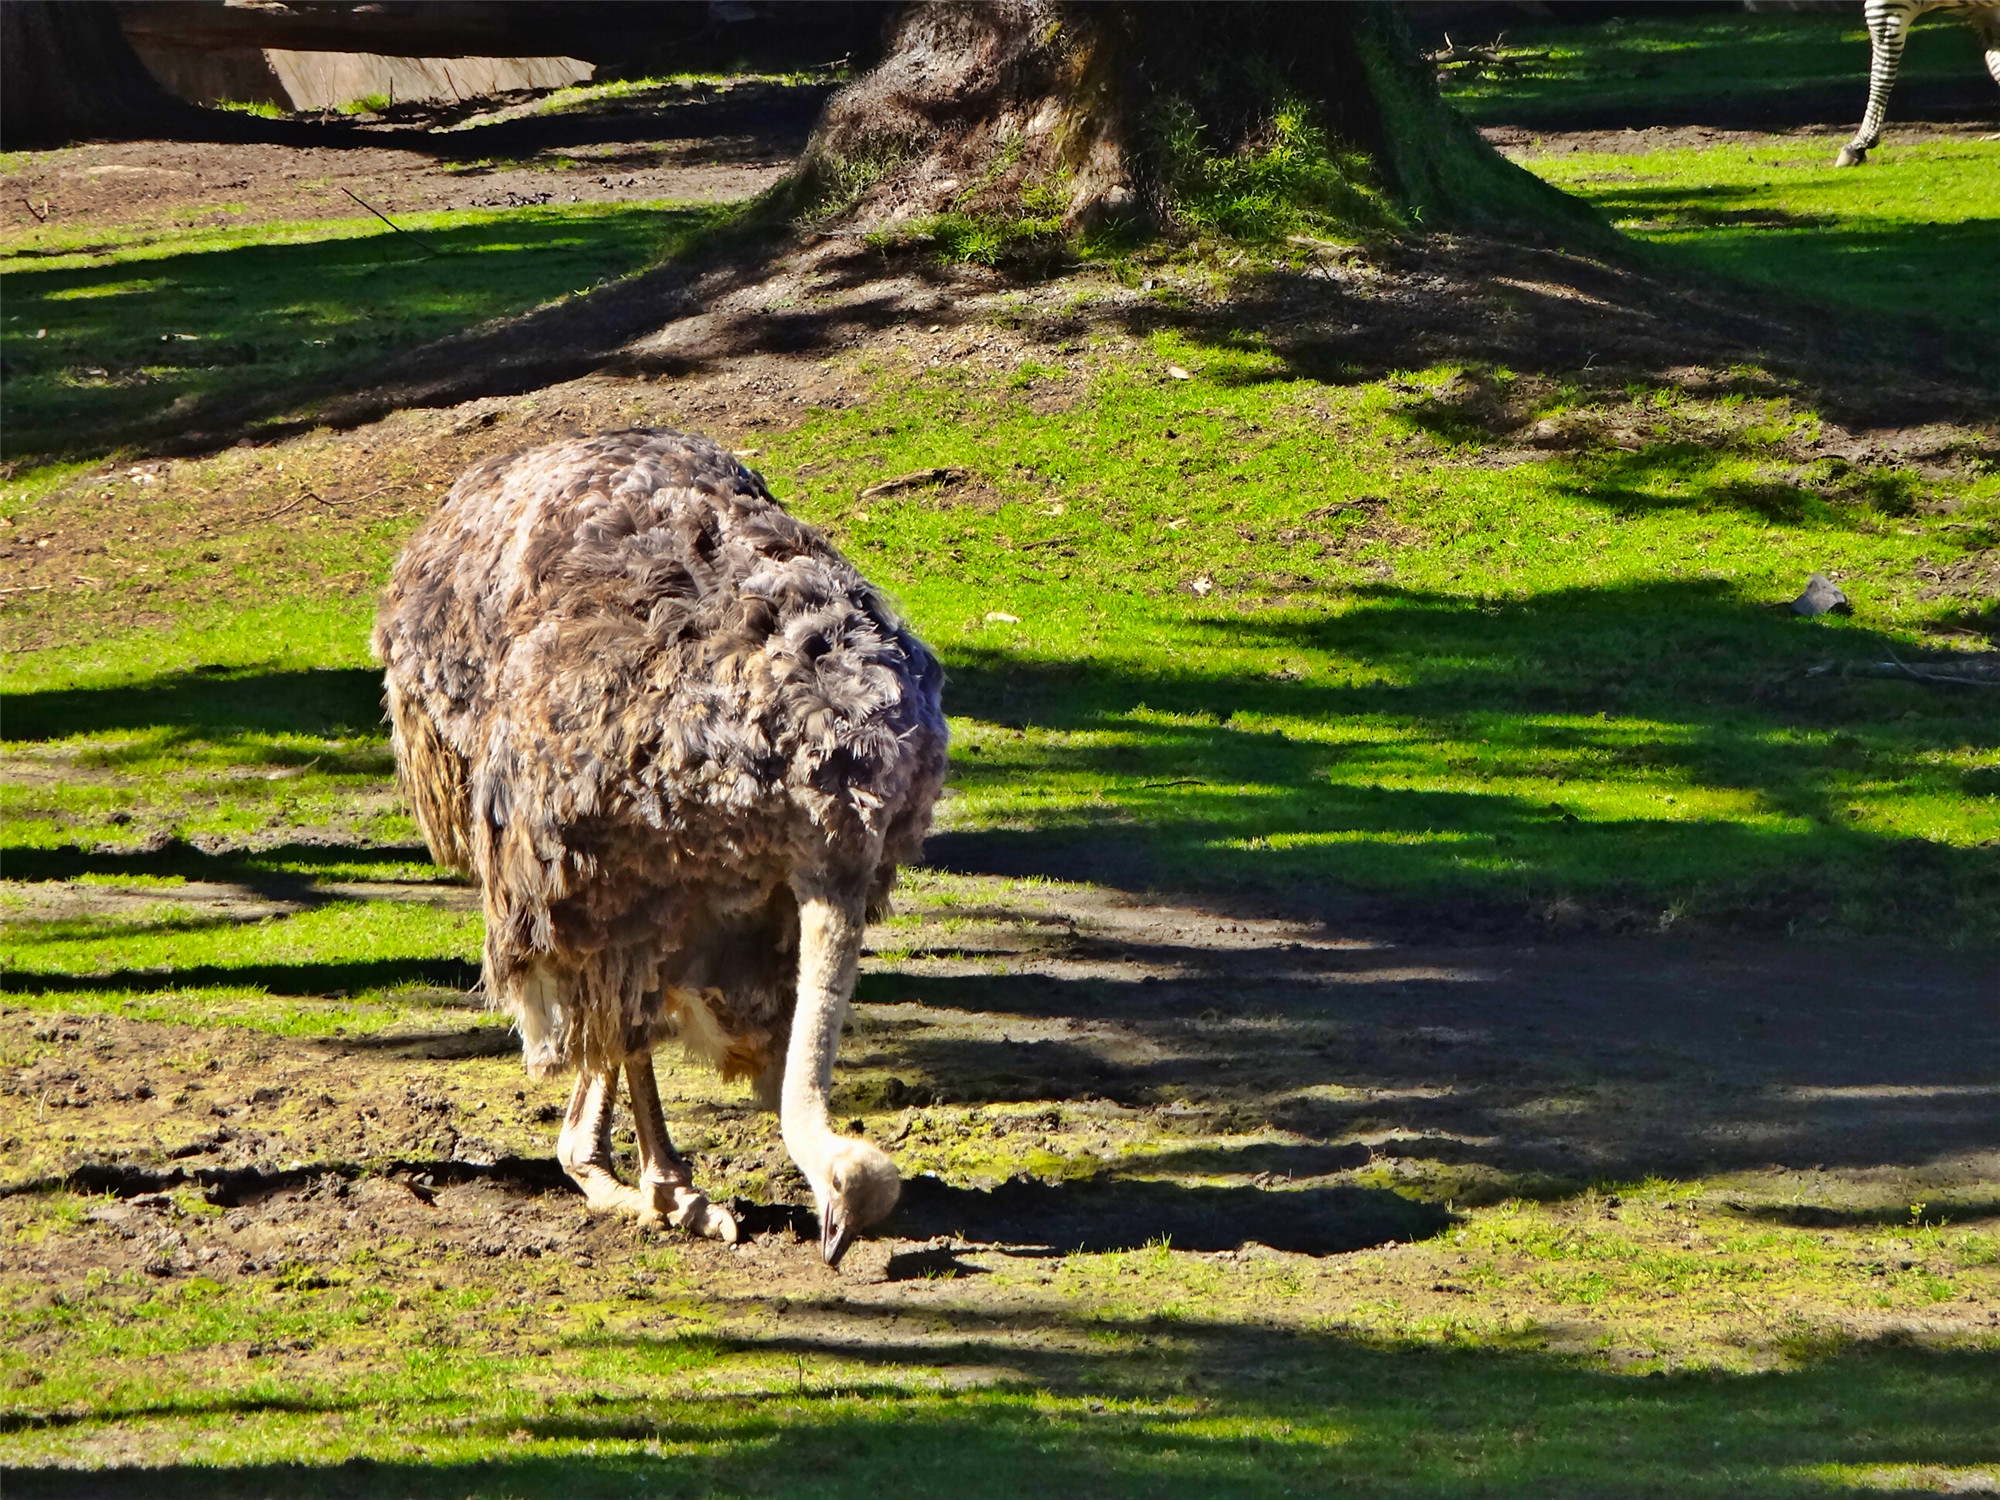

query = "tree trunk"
1;1;196;148
791;0;1601;243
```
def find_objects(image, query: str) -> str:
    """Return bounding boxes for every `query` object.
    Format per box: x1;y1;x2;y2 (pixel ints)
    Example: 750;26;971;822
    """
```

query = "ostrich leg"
555;1064;643;1215
625;1051;738;1241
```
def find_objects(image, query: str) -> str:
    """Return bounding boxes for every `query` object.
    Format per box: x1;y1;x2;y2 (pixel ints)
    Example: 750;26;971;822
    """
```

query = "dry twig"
337;185;442;257
859;467;967;500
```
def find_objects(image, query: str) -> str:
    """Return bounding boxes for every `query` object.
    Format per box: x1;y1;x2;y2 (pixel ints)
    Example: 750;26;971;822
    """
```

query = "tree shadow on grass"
0;955;478;998
1568;201;2000;362
2;665;385;744
8;1325;1997;1497
931;577;1997;939
851;953;2000;1182
0;840;443;887
1442;10;1999;132
0;206;724;468
887;1171;1448;1256
5;576;1990;934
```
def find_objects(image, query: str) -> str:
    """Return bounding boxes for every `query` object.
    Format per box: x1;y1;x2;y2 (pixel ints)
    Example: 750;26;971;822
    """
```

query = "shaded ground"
3;80;818;242
1440;8;2000;135
1458;75;2000;135
1479;120;1998;157
4;871;1996;1322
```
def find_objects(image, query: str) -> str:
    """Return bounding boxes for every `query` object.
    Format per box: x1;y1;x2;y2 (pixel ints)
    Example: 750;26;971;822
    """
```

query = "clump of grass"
1154;95;1403;246
335;93;393;116
535;70;844;118
885;210;1066;268
877;132;1076;267
214;100;285;120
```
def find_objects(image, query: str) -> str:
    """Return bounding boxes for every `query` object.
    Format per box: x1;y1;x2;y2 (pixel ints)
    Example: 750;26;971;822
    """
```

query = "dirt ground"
3;80;819;241
5;872;1997;1335
1480;120;2000;156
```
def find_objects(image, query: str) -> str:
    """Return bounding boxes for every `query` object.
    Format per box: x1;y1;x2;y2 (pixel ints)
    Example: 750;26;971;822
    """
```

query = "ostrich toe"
664;1186;739;1242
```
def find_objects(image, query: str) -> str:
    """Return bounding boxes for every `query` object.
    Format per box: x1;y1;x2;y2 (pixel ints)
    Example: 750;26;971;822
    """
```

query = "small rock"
1791;573;1850;617
1167;365;1192;380
984;611;1020;624
1189;574;1214;597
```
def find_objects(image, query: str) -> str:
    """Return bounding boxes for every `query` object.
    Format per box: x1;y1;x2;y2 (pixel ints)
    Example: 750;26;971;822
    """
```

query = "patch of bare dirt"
2;875;1995;1309
1463;72;2000;135
1480;120;1998;157
6;138;785;243
1;80;826;246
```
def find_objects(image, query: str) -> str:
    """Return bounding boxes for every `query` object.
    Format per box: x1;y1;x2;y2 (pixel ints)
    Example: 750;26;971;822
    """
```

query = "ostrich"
373;429;947;1263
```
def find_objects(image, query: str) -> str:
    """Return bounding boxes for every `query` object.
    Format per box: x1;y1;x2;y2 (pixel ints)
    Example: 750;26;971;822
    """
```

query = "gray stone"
1791;573;1850;616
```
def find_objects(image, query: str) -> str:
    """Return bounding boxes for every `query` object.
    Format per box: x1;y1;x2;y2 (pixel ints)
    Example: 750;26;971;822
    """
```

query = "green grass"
532;71;843;116
1508;135;2000;358
7;342;1998;949
800;345;1996;939
0;203;729;466
1439;11;2000;365
0;898;483;1038
0;1264;1994;1494
213;100;286;121
1442;11;1993;126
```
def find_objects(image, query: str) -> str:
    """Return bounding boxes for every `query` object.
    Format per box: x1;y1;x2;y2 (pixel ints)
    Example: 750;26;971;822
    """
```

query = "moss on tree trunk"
788;0;1607;248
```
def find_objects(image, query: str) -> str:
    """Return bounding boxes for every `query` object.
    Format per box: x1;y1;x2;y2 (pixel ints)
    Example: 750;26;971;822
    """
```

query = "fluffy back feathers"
374;428;947;1077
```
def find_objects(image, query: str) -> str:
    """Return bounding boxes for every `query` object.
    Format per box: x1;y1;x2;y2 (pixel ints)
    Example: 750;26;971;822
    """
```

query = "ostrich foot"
553;1059;738;1240
1836;143;1867;166
628;1052;738;1243
556;1066;647;1215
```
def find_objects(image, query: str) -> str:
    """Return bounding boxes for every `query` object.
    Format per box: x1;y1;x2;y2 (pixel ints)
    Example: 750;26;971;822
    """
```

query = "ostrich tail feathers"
382;680;473;875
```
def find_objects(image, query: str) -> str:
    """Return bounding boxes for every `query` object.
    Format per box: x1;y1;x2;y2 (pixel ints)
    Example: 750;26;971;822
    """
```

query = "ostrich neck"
780;887;865;1174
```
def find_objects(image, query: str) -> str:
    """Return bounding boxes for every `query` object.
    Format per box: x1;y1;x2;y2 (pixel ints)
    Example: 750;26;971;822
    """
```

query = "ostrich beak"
821;1209;854;1267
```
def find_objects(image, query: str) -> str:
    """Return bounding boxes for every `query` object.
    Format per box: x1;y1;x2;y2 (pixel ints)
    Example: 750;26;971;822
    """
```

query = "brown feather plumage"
373;429;948;1084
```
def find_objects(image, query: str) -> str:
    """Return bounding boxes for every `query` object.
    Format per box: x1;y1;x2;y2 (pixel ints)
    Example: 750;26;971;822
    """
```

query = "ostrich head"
815;1136;901;1266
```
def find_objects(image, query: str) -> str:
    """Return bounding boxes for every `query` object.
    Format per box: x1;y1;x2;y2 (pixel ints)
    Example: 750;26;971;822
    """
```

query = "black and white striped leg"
1839;0;1914;164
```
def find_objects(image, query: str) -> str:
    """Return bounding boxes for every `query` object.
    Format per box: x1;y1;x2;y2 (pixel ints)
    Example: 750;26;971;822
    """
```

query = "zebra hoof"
1835;145;1867;167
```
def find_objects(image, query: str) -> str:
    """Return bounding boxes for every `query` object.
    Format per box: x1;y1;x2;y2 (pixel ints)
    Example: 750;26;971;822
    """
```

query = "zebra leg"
1839;0;1914;166
1978;7;2000;88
